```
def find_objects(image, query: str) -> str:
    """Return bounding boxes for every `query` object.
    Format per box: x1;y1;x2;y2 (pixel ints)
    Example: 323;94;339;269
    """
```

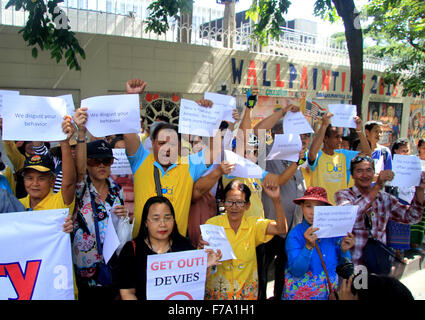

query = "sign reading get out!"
146;250;208;300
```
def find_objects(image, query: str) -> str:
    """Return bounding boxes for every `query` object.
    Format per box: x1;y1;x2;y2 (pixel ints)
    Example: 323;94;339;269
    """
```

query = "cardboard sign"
283;111;314;134
390;154;422;188
84;94;141;137
146;250;208;300
2;95;67;142
313;205;358;238
266;133;302;162
328;104;357;128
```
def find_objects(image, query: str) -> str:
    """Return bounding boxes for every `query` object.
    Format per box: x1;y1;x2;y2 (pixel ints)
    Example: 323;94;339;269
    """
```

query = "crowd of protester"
0;78;423;301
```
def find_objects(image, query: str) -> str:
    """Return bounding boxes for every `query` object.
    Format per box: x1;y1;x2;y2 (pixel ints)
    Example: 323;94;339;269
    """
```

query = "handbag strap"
314;241;337;299
154;166;163;197
88;182;104;258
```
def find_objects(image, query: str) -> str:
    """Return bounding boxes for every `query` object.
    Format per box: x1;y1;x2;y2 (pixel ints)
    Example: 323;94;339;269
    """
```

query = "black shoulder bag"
154;166;163;196
362;210;397;275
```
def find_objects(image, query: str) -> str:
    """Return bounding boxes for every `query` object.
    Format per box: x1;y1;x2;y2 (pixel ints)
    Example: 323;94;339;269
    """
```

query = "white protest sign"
0;90;19;117
390;154;422;188
313;205;358;239
111;148;132;175
2;95;67;142
57;94;75;117
328;104;357;128
0;209;74;300
224;150;264;178
146;250;208;300
204;92;236;123
178;99;224;137
200;224;236;261
266;133;302;162
283;111;314;134
103;214;120;264
83;94;141;137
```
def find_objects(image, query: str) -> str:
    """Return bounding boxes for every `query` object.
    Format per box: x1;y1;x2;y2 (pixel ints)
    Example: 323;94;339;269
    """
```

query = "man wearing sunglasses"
335;155;425;269
72;109;129;300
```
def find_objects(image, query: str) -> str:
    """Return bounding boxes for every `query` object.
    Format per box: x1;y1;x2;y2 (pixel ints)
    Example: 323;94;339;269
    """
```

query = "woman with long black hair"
117;196;221;300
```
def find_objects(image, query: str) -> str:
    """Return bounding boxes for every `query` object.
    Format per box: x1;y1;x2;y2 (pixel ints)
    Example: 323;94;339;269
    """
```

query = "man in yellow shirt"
307;112;371;204
19;116;76;231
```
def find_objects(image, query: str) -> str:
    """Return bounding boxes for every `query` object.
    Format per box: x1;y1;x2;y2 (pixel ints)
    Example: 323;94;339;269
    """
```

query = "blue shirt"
283;219;351;300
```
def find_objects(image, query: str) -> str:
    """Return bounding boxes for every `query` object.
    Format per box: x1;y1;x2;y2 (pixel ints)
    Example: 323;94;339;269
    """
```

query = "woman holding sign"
117;196;221;300
201;179;287;300
283;187;354;300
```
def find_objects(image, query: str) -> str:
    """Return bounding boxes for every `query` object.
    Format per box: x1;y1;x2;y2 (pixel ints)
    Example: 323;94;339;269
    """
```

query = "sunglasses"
87;158;114;167
352;155;374;164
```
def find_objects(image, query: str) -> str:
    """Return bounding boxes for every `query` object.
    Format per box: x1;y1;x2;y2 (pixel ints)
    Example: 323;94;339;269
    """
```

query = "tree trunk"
332;0;363;117
223;0;236;48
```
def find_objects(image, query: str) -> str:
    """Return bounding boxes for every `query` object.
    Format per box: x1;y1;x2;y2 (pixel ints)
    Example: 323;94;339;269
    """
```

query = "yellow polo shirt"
205;214;273;300
19;189;75;212
128;142;208;238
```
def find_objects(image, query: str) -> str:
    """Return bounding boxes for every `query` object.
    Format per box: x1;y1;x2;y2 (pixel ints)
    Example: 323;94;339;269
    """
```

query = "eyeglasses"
87;158;114;167
224;200;247;208
147;216;174;224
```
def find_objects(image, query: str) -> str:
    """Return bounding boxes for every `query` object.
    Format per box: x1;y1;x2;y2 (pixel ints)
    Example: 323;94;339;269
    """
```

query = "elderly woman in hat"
282;187;355;300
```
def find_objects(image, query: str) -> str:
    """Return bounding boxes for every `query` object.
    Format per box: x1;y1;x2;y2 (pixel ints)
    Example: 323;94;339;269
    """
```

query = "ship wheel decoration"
141;93;180;130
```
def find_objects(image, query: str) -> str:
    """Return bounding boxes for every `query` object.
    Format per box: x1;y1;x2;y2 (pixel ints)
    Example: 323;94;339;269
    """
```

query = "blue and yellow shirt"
308;149;358;205
128;142;208;238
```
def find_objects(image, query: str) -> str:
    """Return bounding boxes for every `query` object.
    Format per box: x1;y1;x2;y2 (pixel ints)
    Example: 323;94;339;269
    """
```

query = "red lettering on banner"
300;66;308;89
379;77;385;95
0;260;42;300
341;72;346;92
362;74;366;93
392;82;398;96
247;60;257;86
275;64;285;87
322;70;331;91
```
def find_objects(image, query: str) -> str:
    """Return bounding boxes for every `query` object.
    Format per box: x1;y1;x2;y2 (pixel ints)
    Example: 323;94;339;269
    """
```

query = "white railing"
0;0;397;72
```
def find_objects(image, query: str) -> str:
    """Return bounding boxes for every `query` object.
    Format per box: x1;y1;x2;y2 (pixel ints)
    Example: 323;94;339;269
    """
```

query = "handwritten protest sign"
200;224;236;261
0;209;74;300
146;250;208;300
224;150;264;178
83;94;141;137
204;92;236;123
111;148;132;175
2;95;67;141
0;90;19;117
283;111;314;134
390;154;422;188
313;205;358;239
328;104;357;128
178;99;223;137
266;133;302;162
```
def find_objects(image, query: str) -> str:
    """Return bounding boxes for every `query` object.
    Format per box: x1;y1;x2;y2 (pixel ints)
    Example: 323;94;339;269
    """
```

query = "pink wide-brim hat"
293;186;332;206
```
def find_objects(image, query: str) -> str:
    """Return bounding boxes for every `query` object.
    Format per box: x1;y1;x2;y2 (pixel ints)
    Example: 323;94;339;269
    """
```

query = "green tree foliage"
6;0;85;71
365;0;425;95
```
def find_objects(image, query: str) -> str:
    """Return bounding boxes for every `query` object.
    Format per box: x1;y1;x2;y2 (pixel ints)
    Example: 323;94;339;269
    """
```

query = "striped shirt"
33;144;62;193
334;185;423;265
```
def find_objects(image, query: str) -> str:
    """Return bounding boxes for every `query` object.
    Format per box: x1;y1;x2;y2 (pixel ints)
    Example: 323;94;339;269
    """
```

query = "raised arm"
124;78;147;156
354;117;372;156
192;161;234;201
308;112;332;164
60;116;77;206
73;108;88;183
264;183;288;236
